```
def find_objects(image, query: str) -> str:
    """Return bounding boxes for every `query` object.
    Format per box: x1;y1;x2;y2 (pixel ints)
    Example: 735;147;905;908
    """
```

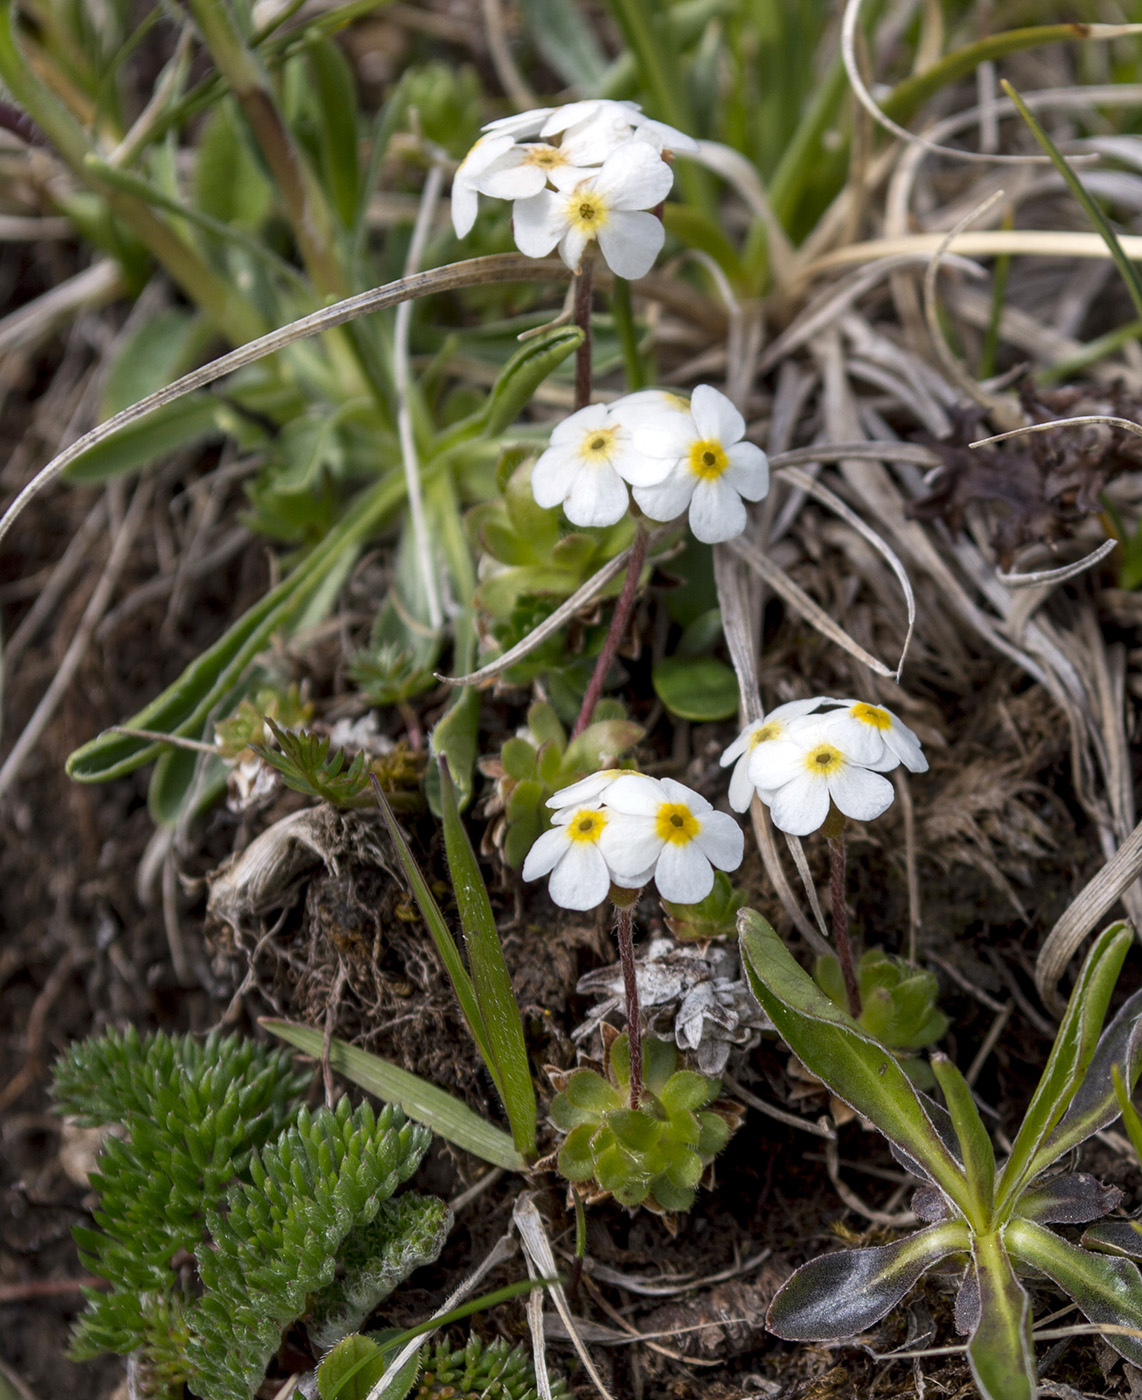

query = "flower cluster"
452;100;696;279
522;770;743;910
721;697;928;836
531;385;769;542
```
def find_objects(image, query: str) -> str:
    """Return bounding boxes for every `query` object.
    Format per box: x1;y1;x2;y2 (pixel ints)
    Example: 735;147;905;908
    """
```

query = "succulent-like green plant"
317;1330;572;1400
662;869;749;941
741;910;1142;1400
52;1029;450;1400
480;700;642;868
545;1026;741;1216
814;947;948;1087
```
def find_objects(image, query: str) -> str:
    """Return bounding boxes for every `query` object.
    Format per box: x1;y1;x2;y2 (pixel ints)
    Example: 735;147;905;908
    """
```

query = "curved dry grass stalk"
0;254;572;552
809;227;1142;274
997;538;1117;588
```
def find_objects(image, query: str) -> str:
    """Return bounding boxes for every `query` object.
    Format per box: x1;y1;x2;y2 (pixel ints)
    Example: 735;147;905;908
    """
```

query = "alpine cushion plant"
739;911;1142;1400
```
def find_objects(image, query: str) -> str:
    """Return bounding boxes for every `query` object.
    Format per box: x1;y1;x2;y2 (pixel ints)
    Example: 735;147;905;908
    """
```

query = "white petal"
609;436;676;488
721;721;761;767
727;755;756;813
483;108;553;137
522;826;568;881
562;464;629;527
767;697;831;723
689;476;746;544
820;713;886;765
632;464;695;522
611;863;655;890
631;117;700;155
547;162;599;192
689;384;744;445
768;773;830;836
599;816;662;875
604;773;665;815
693;810;744;870
660;776;710;813
884;721;928;773
529;442;578;508
748;737;815;791
451;181;478;238
458;132;516;178
827;764;895;823
549;402;610;446
723;441;770;501
477;161;549;201
558;224;590;274
547;842;612;910
594;143;675;210
540;100;634;138
596;210;664;280
631;415;696;458
511;190;565;257
654;841;714;904
548;770;623;808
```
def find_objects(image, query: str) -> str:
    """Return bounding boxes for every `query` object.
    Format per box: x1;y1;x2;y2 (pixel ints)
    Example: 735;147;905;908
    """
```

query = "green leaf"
367;781;495;1073
426;686;481;814
1082;1219;1142;1261
520;0;607;87
966;1231;1034;1400
652;655;738;722
564;1070;621;1114
66;395;221;484
260;1020;526;1172
195;98;274;227
1026;983;1142;1180
766;1221;969;1340
305;33;360;227
438;758;537;1161
1007;1217;1142;1368
739;909;971;1213
1115;1061;1142;1164
1017;1172;1120;1225
931;1055;995;1230
318;1334;390;1400
996;922;1133;1210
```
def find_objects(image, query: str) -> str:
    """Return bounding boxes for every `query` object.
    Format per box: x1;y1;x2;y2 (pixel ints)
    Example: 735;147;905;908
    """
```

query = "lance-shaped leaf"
739;911;970;1211
1023;983;1142;1182
766;1220;969;1340
931;1054;995;1230
1082;1219;1142;1261
1007;1217;1142;1368
438;758;537;1161
1017;1173;1121;1225
996;922;1132;1210
966;1231;1034;1400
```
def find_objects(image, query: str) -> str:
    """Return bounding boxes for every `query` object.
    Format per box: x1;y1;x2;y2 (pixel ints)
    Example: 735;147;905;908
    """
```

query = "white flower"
451;111;553;236
598;774;743;904
631;385;770;543
719;698;834;812
821;700;928;773
541;101;699;161
512;142;674;279
530;400;673;527
522;803;618;910
746;716;895;836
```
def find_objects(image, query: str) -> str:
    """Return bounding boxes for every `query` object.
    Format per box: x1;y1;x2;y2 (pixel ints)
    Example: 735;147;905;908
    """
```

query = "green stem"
570;525;647;738
612;277;645;391
615;903;643;1109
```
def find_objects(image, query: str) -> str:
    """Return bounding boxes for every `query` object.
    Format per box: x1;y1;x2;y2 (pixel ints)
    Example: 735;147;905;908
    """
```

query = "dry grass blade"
728;534;895;678
970;415;1142;449
513;1194;616;1400
997;538;1117;588
713;543;762;720
0;254;571;551
783;832;830;945
809;228;1142;274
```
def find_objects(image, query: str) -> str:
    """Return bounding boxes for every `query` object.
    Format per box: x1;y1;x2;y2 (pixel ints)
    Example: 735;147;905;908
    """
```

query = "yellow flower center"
688;438;729;480
748;721;783;749
805;744;844;776
851;703;891;730
578;426;617;464
655;802;700;845
523;144;567;170
567;809;606;844
567;192;609;235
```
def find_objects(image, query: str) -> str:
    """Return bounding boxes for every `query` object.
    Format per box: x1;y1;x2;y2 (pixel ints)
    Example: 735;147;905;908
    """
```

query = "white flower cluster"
522;769;743;910
531;385;769;543
720;697;928;836
451;100;697;279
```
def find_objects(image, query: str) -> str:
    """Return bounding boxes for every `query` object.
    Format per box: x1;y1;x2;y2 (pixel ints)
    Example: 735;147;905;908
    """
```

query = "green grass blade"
439;758;537;1161
1002;79;1142;323
260;1020;526;1171
931;1055;995;1230
368;778;498;1088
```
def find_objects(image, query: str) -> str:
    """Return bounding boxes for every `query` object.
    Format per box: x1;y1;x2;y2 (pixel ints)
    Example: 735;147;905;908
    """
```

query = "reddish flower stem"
827;833;861;1018
615;902;643;1108
573;261;594;411
570;526;648;739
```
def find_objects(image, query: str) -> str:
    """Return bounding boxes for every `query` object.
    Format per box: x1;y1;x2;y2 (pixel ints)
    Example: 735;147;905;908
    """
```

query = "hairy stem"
571;525;648;739
573;260;594;410
828;834;861;1018
615;903;643;1108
